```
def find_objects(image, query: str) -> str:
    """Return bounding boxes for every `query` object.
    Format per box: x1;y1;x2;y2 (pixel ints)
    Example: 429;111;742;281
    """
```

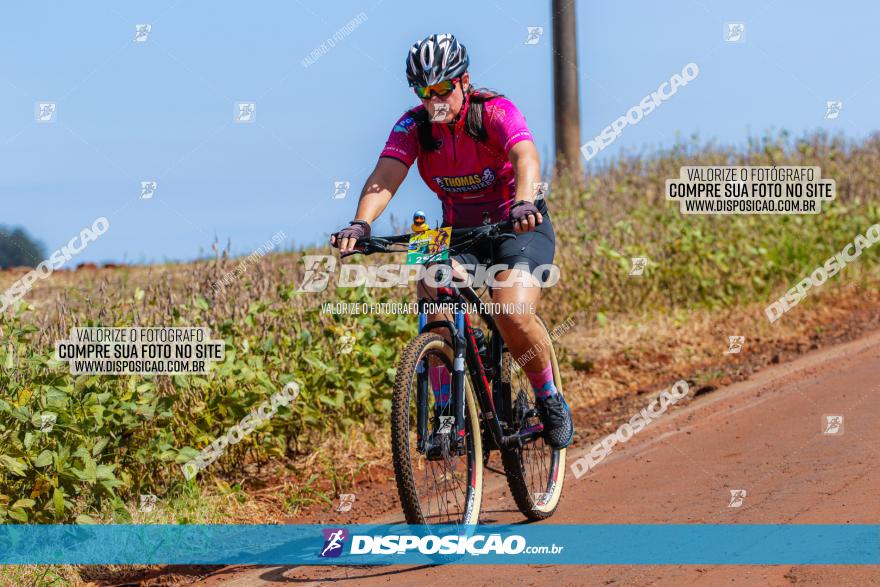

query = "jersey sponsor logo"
383;145;412;158
433;167;497;193
486;103;507;123
393;116;416;133
503;130;531;150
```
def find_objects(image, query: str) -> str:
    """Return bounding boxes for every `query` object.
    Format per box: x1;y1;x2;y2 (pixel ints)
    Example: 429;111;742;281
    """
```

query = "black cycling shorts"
451;199;556;283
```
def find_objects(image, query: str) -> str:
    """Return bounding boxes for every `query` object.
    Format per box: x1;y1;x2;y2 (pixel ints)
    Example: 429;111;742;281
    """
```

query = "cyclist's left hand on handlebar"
330;220;371;254
509;200;543;234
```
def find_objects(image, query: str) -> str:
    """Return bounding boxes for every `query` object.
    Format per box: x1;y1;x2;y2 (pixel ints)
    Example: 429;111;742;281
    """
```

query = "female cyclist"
330;33;573;449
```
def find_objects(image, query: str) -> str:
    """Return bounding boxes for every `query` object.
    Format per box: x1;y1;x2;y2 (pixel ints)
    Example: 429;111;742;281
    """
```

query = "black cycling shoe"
535;393;574;449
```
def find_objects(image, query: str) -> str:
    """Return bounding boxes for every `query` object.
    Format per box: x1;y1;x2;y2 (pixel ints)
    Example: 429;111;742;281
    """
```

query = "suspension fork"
451;309;467;440
416;298;468;442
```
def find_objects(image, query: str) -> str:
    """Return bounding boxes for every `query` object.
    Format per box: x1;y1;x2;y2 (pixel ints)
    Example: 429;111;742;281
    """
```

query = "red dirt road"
194;330;880;586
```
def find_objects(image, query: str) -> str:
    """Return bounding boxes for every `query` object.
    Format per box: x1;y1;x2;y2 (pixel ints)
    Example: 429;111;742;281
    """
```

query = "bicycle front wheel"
391;332;483;526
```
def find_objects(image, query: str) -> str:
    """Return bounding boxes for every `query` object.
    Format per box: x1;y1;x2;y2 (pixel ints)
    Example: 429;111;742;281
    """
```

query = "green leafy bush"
0;286;414;523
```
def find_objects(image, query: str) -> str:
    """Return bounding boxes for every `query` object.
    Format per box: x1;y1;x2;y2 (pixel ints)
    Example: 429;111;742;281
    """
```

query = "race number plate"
406;227;451;265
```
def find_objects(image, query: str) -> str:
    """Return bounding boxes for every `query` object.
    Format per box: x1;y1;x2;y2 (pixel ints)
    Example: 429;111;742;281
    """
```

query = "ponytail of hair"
464;85;505;143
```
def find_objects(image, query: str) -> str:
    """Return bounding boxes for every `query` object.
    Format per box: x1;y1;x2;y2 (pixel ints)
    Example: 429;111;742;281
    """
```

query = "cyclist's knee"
495;308;535;332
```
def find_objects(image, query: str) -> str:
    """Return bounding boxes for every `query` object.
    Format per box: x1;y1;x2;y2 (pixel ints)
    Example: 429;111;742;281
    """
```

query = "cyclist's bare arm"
332;157;408;253
508;140;543;233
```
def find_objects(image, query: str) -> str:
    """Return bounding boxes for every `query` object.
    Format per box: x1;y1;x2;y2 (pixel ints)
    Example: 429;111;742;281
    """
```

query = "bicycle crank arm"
501;423;544;449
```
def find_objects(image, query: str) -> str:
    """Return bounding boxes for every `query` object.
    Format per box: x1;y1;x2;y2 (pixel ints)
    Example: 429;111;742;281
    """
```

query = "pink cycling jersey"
379;95;534;227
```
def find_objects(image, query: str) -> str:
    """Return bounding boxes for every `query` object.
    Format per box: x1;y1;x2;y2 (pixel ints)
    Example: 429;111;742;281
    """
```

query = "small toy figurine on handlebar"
411;210;429;234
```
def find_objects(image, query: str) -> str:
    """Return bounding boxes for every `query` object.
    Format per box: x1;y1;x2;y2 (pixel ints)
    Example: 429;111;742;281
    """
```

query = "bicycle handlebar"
339;220;515;258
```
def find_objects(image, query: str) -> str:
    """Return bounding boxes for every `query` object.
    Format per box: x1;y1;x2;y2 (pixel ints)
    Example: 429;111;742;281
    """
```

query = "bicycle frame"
341;219;540;455
416;281;544;455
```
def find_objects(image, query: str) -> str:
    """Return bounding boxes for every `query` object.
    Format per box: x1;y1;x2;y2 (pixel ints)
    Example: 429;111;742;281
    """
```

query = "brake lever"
339;237;395;258
496;230;517;242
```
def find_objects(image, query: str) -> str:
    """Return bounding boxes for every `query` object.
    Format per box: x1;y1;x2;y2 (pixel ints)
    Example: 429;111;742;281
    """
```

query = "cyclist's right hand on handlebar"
330;220;371;254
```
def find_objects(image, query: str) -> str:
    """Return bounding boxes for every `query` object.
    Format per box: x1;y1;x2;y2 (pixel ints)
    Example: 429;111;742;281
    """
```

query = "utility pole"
552;0;583;177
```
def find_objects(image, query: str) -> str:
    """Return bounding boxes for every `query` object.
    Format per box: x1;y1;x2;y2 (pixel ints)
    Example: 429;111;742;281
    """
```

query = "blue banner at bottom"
0;524;877;565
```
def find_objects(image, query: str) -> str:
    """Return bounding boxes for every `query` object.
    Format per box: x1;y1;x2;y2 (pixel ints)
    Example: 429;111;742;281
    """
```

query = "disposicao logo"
319;528;349;558
346;534;527;555
315;530;564;557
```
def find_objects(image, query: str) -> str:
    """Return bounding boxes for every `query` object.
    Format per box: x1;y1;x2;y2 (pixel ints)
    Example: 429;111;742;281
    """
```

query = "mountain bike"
344;221;567;525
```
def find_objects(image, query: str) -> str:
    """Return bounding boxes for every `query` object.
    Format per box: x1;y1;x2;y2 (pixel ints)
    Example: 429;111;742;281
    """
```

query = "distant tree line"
0;226;45;269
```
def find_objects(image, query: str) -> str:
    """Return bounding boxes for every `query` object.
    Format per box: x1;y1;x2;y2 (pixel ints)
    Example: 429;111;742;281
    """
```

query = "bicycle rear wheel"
500;316;567;520
391;332;483;526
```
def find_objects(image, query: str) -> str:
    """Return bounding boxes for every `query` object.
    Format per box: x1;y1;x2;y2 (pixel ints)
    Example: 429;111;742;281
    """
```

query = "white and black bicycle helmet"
406;33;469;87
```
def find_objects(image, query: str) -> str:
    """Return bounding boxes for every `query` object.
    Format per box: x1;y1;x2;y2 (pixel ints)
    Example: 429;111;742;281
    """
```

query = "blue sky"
1;0;877;264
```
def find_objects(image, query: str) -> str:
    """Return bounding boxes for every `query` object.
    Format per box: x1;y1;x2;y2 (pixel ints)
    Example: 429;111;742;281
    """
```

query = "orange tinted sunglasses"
414;78;460;99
